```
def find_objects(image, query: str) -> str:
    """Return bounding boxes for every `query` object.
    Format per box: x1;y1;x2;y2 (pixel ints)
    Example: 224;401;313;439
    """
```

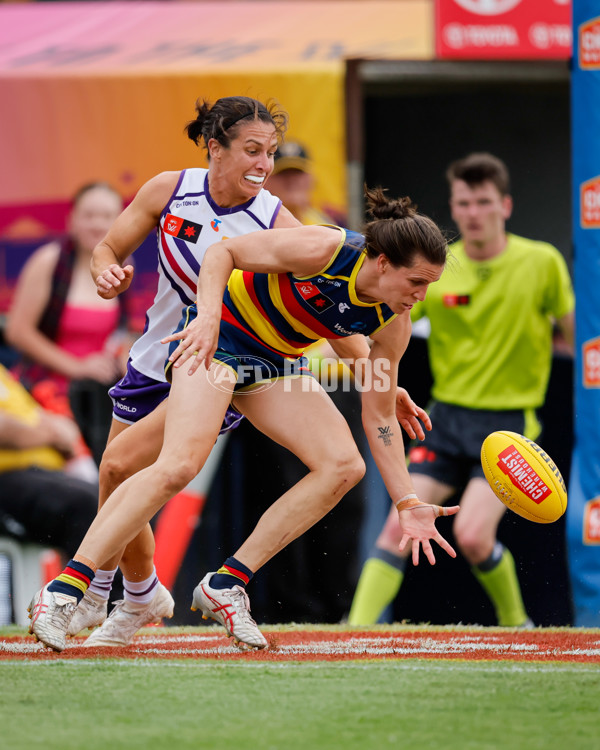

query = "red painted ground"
2;626;600;662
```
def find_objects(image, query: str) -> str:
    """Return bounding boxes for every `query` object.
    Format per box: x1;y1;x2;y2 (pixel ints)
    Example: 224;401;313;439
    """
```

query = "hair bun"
364;185;417;220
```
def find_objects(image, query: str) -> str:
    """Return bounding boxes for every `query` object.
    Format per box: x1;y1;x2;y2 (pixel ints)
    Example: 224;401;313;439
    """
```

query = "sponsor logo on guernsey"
580;176;600;228
583;337;600;388
164;214;202;243
579;16;600;69
583;497;600;544
211;218;222;231
293;281;334;313
333;322;360;336
116;402;137;413
443;294;470;307
496;445;551;504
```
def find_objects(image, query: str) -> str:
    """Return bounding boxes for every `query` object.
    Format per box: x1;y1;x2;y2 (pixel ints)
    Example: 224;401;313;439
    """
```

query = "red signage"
436;0;572;59
579;16;600;69
583;498;600;544
582;337;600;388
581;176;600;229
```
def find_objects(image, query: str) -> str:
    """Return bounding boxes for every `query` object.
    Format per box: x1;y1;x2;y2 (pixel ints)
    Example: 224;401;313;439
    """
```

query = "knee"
329;446;366;494
98;450;133;506
99;447;133;500
152;458;198;498
453;518;494;564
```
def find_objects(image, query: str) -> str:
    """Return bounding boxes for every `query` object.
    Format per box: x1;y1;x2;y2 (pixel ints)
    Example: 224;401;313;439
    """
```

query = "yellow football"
480;431;567;523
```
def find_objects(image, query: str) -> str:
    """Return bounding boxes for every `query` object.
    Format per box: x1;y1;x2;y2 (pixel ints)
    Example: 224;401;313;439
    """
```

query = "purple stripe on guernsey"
269;202;282;227
157;251;194;306
172;235;201;277
155;169;197;304
124;577;159;598
159;169;186;222
245;209;270;229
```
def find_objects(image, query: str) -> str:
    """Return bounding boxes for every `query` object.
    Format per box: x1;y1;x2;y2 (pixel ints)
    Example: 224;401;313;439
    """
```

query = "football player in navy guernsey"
29;187;458;652
30;96;433;651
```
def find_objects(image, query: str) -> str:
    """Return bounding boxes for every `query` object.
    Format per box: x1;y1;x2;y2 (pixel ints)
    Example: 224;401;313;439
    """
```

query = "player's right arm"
92;171;181;299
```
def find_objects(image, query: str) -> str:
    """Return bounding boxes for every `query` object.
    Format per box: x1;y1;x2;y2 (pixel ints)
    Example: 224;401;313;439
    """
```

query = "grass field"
2;624;600;750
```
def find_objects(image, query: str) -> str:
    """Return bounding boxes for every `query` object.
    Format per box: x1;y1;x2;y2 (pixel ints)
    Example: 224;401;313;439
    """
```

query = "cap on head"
272;142;312;175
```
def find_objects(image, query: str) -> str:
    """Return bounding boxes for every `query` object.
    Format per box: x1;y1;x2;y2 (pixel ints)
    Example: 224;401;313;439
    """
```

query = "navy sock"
47;559;95;603
210;556;254;590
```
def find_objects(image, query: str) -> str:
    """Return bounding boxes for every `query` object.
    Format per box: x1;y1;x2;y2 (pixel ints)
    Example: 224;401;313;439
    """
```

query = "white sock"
87;567;117;601
123;568;159;605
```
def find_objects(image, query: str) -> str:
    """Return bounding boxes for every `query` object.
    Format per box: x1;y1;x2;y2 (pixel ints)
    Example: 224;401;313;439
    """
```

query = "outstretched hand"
395;387;431;441
95;263;134;299
397;501;460;565
161;306;220;376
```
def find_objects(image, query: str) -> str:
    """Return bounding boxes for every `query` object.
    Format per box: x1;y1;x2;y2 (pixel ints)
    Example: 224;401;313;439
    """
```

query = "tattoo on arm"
377;425;394;447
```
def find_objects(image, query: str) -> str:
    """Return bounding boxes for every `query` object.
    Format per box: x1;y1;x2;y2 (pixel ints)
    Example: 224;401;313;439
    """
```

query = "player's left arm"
362;316;458;565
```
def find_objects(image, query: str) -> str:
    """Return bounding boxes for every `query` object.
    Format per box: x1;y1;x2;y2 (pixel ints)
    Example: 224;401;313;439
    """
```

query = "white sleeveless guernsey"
128;168;282;381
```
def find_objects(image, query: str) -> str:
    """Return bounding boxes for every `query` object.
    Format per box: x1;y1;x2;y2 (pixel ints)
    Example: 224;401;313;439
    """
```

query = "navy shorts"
166;304;316;393
109;359;243;434
408;401;538;491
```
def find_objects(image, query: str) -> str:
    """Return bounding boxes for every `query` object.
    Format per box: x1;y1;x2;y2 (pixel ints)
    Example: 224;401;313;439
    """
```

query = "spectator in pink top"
5;183;132;475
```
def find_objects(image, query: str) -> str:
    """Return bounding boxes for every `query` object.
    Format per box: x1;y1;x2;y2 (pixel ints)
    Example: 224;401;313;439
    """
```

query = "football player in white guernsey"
64;98;431;648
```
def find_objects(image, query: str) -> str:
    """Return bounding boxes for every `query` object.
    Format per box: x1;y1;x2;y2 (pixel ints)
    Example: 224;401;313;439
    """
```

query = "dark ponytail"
185;96;288;156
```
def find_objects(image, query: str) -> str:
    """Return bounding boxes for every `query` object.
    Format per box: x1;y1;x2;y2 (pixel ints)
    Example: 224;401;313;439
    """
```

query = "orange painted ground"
2;626;600;663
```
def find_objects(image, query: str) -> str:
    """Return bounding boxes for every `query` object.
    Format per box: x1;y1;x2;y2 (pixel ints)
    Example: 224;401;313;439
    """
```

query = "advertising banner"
436;0;572;59
0;1;433;315
569;0;600;626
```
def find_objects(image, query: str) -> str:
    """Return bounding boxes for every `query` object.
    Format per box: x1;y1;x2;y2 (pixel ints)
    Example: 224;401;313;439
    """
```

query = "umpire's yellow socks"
472;544;529;627
348;552;405;626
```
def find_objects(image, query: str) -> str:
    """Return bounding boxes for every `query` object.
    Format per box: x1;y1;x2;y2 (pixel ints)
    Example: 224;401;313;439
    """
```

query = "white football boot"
28;585;77;652
82;583;174;647
191;572;267;650
67;590;108;636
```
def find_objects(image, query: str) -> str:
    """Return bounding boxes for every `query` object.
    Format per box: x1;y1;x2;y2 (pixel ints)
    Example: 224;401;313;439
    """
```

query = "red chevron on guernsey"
277;275;341;339
221;305;296;357
241;272;307;350
159;229;196;296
